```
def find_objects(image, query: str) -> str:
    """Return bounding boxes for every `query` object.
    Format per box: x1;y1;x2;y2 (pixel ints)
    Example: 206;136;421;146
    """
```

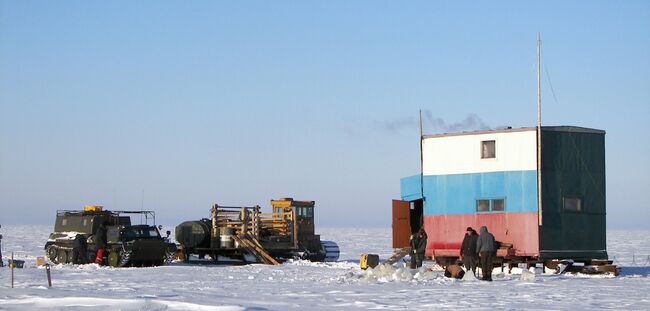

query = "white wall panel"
422;130;537;175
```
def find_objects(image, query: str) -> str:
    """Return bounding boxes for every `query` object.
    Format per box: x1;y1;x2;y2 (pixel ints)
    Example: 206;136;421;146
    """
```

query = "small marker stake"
45;263;52;287
11;252;14;288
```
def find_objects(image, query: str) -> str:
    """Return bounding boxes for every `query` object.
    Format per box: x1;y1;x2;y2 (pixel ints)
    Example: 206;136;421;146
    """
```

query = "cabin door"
410;199;424;234
392;200;411;248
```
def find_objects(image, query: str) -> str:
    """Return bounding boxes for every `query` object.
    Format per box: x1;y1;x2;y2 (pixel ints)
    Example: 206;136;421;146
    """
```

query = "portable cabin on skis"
393;126;607;264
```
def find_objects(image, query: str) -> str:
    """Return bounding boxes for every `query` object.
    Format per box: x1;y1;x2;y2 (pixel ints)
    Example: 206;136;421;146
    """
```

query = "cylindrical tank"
219;227;235;248
175;219;211;249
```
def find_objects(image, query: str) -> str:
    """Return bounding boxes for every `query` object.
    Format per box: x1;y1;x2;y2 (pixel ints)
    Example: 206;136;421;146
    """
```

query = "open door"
392;200;411;248
410;199;423;234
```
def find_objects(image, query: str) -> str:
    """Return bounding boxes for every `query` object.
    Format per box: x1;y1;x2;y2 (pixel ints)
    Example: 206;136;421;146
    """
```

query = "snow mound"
461;270;479;281
521;269;536;282
349;264;445;284
0;297;243;311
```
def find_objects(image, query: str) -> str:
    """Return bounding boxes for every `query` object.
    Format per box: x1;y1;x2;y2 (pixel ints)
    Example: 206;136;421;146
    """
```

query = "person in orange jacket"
94;222;107;265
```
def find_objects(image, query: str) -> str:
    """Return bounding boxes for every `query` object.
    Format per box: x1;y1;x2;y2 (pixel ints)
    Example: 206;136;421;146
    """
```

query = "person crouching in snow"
460;227;478;276
410;228;427;269
444;261;466;279
476;226;496;281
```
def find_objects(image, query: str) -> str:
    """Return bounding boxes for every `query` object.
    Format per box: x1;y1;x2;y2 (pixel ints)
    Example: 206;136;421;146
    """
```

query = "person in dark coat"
410;228;428;269
72;234;88;264
476;226;496;281
460;227;478;276
94;222;107;265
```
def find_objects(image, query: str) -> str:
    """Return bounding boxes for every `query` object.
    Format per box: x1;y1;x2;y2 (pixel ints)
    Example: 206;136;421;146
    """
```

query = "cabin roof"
422;126;605;139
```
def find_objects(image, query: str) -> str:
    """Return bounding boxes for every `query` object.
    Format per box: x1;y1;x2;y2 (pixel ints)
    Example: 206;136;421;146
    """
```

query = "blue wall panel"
403;170;538;215
400;174;423;201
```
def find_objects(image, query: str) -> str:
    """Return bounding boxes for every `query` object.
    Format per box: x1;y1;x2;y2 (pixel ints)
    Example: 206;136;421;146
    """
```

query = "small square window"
564;197;582;212
481;140;496;159
476;198;505;212
61;218;68;226
492;199;505;211
476;200;490;212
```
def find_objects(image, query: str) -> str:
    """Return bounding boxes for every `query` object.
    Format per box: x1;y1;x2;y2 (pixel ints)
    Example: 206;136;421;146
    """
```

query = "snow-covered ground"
0;225;649;310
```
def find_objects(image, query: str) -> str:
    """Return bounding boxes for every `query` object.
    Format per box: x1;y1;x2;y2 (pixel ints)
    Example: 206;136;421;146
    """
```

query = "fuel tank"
175;219;212;249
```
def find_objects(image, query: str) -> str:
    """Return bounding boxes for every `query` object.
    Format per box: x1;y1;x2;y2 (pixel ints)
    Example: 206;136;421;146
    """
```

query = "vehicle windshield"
121;226;160;240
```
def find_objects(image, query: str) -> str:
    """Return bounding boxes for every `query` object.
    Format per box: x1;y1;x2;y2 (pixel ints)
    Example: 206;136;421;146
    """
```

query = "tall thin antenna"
419;110;424;201
537;32;543;226
141;188;145;224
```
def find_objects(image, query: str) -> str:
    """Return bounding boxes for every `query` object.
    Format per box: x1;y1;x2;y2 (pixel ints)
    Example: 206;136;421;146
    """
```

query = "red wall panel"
423;212;539;258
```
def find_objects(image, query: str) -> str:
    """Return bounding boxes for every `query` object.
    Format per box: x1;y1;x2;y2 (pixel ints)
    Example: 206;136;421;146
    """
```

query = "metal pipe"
211;205;218;239
537;32;543;226
11;252;14;288
419;109;424;204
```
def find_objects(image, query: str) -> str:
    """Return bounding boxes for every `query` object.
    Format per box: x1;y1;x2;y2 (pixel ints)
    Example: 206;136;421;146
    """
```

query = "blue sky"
1;1;648;228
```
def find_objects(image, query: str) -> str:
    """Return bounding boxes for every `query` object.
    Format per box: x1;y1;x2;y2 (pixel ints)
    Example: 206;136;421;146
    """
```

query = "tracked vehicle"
45;206;176;267
176;198;339;264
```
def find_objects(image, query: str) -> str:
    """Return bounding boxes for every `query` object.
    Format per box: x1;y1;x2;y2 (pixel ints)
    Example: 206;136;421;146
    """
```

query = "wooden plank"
232;235;263;263
248;240;278;265
595;265;619;276
385;247;412;265
590;259;613;266
233;235;279;265
244;233;280;264
249;240;280;265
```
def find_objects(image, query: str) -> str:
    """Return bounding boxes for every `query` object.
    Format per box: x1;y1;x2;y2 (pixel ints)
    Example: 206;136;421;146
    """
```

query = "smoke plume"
376;111;491;134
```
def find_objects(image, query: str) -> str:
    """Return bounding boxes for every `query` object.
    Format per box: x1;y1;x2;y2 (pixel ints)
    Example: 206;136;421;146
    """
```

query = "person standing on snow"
72;234;88;264
476;226;496;281
410;228;428;269
94;222;108;265
460;227;478;276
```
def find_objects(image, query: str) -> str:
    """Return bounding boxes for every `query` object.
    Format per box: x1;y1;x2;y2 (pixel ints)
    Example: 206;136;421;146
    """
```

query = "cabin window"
296;207;313;218
61;218;68;226
564;197;582;212
492;199;505;211
476;200;490;212
476;198;505;212
481;140;496;159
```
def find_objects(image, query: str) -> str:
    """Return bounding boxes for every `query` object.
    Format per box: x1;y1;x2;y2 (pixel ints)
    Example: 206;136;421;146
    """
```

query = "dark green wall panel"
539;130;607;259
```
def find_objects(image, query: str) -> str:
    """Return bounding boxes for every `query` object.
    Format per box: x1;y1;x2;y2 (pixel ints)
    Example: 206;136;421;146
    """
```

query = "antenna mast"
419;110;424;200
141;188;145;224
537;33;543;226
